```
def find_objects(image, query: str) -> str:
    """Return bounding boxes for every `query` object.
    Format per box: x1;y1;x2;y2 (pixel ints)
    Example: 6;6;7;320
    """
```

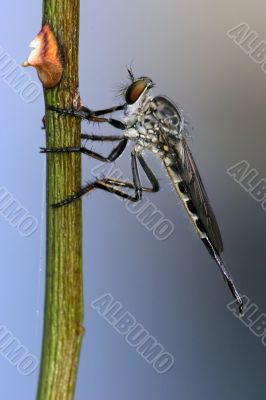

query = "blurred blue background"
0;0;266;398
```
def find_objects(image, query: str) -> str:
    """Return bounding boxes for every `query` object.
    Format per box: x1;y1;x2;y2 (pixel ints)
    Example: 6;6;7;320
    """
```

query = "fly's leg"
52;153;160;207
41;133;127;162
40;138;128;163
103;154;160;193
137;153;160;193
131;150;142;200
52;180;139;208
91;105;125;116
80;134;123;141
47;105;125;130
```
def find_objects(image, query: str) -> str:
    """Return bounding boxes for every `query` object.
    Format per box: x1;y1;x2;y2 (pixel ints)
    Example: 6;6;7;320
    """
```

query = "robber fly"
42;70;243;313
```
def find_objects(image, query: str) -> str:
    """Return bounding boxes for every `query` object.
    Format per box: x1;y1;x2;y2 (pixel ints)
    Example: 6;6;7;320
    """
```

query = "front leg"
80;133;123;141
47;105;125;130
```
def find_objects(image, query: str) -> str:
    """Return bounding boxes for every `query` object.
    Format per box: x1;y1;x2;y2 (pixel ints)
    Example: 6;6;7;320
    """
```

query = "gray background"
0;0;266;399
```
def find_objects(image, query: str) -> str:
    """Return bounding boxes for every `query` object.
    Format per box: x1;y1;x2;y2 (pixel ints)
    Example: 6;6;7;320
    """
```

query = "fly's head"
125;77;153;105
123;71;154;119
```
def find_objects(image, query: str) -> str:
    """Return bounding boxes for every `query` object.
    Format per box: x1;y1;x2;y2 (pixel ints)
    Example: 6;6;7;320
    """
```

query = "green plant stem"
37;1;83;399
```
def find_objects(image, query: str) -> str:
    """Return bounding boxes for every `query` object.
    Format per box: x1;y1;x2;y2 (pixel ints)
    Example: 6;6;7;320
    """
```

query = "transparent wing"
173;138;223;253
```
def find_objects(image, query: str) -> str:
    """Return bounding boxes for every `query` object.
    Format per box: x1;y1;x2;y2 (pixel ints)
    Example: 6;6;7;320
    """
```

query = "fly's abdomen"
164;162;207;242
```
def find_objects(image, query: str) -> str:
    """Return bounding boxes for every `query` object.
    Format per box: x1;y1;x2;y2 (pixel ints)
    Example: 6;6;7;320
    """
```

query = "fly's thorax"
134;142;171;157
124;123;172;158
124;94;180;158
124;127;139;140
152;96;185;134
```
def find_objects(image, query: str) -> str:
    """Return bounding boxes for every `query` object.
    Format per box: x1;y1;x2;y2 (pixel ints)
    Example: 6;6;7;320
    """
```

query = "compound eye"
125;80;147;105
